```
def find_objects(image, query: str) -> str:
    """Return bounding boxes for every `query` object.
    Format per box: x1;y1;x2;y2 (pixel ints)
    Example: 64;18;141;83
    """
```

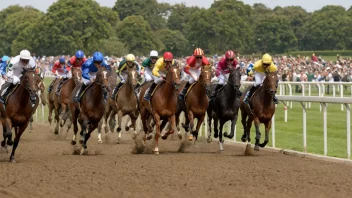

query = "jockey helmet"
93;52;104;62
262;53;272;64
126;54;136;62
59;57;65;64
20;50;31;60
1;56;10;63
150;50;158;57
225;50;235;59
193;48;204;56
163;52;173;61
75;50;84;59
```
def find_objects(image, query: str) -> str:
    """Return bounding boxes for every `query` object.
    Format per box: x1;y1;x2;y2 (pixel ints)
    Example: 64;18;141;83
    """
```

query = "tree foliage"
1;0;351;56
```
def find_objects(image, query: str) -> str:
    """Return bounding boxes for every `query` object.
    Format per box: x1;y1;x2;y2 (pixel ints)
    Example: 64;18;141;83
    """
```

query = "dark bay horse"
0;70;38;162
139;62;181;154
29;73;46;130
47;77;61;132
240;71;278;151
175;65;212;143
207;67;241;151
56;68;82;132
104;66;139;144
70;66;110;154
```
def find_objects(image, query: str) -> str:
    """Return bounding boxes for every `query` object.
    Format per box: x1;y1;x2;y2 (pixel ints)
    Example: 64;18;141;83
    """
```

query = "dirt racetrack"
0;122;352;198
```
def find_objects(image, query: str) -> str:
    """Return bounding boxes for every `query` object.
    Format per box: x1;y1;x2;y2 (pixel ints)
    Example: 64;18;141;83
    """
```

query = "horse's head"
95;67;111;93
71;67;82;85
22;69;38;97
263;71;278;96
127;65;138;88
228;67;241;91
199;64;212;97
166;60;181;91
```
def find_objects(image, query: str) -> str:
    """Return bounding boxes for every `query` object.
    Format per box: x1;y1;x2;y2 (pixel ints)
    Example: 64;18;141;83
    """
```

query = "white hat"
20;50;31;60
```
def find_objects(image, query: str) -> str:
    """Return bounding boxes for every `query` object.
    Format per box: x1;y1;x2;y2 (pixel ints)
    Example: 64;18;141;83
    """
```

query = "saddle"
114;84;126;101
184;82;197;100
4;84;19;104
78;83;93;99
56;79;69;96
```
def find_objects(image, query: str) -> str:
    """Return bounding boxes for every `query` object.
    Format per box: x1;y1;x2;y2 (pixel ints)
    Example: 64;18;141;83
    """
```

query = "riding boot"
244;86;258;104
0;82;15;104
111;82;124;99
30;94;37;107
48;78;57;93
144;83;157;101
55;78;67;96
273;95;279;104
74;83;88;102
178;82;191;101
210;84;223;102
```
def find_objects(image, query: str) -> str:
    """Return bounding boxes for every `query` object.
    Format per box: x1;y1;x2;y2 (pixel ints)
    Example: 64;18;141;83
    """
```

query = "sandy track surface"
0;123;351;198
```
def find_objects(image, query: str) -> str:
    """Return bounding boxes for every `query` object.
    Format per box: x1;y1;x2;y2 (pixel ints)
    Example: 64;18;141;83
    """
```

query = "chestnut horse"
207;67;242;151
104;66;139;144
70;67;110;154
0;70;38;162
240;71;278;151
175;65;212;143
139;62;181;154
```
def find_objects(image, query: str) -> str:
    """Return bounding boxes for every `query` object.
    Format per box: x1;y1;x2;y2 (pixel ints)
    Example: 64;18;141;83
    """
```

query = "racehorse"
47;77;61;133
175;65;212;143
55;68;82;133
0;69;38;162
240;71;278;151
29;72;46;130
207;67;242;151
104;66;139;144
70;66;110;154
139;61;181;154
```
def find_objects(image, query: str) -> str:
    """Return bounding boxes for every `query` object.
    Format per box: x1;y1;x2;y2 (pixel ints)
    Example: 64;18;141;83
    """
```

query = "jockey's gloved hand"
137;75;142;82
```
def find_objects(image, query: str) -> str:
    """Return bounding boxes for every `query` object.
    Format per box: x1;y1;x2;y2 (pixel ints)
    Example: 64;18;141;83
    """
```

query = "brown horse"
56;68;82;131
139;62;181;154
175;65;212;143
104;66;139;144
240;71;278;151
70;66;110;154
207;67;242;151
47;77;61;132
0;70;38;162
29;73;46;130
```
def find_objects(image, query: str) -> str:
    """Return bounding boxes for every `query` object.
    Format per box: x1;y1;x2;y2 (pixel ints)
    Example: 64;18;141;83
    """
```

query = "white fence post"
300;102;307;153
321;102;328;156
345;104;351;160
272;105;276;148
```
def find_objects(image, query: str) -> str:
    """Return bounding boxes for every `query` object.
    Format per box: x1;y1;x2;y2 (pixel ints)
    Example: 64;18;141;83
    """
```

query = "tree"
167;3;200;34
117;15;162;55
155;29;189;57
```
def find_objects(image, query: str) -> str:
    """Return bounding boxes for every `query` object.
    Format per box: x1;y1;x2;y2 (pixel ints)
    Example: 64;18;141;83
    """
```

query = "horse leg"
206;109;213;143
219;119;225;151
224;114;238;139
213;115;219;138
125;116;131;132
81;122;98;155
193;114;205;144
130;114;138;140
161;119;172;140
116;110;123;144
259;120;271;148
108;110;117;134
48;101;54;126
141;110;150;143
54;107;60;135
9;124;27;163
5;118;13;146
59;103;67;127
253;118;261;151
186;111;194;141
246;117;253;144
153;114;161;154
241;110;248;142
29;116;33;131
97;119;103;144
1;122;7;151
71;108;79;145
104;105;112;134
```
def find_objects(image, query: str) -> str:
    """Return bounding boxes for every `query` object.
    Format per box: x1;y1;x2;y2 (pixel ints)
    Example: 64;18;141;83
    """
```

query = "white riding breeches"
118;72;128;83
83;72;97;85
144;67;153;82
218;73;230;85
186;68;201;84
152;71;166;84
254;72;265;87
6;70;21;85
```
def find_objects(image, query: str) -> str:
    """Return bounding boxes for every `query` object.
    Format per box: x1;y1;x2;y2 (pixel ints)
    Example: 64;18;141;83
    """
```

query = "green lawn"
35;77;351;159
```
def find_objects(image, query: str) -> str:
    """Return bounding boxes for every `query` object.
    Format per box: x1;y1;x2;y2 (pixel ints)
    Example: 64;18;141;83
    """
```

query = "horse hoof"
161;135;168;140
241;136;247;142
214;133;218;138
54;130;59;135
154;151;159;155
125;126;130;131
207;137;212;143
147;135;153;140
116;127;121;132
254;145;260;151
79;140;83;144
117;137;121;144
7;140;13;146
116;140;120;144
188;135;193;141
71;140;77;145
10;158;16;163
98;140;103;144
80;148;86;155
132;133;137;140
177;133;182;140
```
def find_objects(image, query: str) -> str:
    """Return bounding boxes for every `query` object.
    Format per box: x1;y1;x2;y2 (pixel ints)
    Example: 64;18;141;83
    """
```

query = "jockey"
245;63;254;81
178;48;209;100
141;50;158;84
66;50;86;69
74;51;110;102
243;53;278;105
111;54;141;99
0;50;36;105
144;52;174;101
210;50;240;102
1;55;11;76
47;57;71;94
